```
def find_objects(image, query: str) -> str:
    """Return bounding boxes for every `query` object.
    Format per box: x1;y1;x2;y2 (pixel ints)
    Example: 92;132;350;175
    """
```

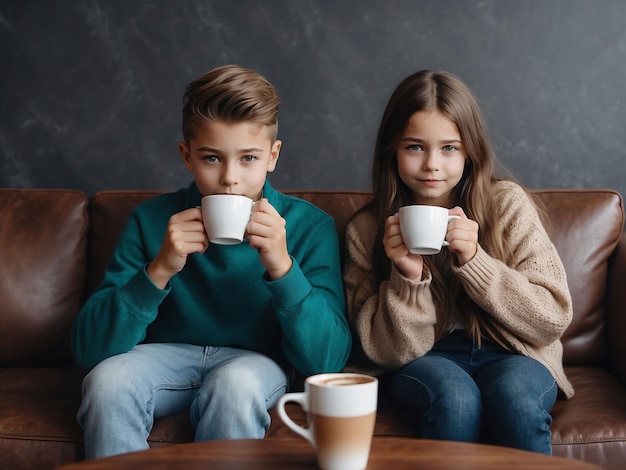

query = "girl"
343;70;573;454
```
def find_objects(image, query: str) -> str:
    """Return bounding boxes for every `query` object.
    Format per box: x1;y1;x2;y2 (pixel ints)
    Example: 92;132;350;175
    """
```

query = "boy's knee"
206;364;264;400
199;359;287;410
82;356;142;401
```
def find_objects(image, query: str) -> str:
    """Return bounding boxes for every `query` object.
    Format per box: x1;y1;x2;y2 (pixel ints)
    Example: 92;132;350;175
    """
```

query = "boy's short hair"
182;64;280;142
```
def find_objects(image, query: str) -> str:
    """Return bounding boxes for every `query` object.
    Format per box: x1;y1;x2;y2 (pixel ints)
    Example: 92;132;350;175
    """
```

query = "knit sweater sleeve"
343;212;437;369
452;181;573;346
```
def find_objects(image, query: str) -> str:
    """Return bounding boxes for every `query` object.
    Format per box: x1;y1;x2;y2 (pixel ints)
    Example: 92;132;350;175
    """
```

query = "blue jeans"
77;343;289;459
387;330;557;454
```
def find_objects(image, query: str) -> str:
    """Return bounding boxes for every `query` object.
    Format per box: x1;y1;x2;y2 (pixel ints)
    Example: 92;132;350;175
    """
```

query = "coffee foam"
318;376;373;387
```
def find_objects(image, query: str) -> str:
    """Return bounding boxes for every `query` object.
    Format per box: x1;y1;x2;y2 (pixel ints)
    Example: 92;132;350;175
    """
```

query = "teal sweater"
71;181;351;376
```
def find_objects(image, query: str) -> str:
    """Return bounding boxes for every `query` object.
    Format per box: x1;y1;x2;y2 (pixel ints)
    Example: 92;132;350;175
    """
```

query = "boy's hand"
247;198;292;280
147;208;208;289
383;214;424;281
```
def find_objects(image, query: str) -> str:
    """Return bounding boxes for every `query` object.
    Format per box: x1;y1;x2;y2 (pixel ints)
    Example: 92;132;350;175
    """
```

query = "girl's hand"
148;207;209;288
383;214;424;281
446;206;479;266
247;198;292;280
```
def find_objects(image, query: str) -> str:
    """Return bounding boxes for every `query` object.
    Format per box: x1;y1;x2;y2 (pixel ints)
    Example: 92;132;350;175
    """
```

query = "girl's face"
396;109;467;207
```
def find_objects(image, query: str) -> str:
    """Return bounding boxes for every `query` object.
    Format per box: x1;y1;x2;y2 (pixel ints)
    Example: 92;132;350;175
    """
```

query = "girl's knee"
390;366;481;418
487;374;556;414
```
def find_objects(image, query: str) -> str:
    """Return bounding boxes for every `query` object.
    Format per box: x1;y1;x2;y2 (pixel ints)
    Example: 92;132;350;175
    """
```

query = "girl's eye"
443;145;458;152
407;144;423;151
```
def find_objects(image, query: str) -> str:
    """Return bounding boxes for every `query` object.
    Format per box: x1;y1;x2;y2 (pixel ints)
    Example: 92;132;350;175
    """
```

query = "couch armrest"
607;231;626;385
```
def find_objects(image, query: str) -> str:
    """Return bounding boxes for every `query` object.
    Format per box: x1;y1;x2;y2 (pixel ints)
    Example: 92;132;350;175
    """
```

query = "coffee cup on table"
399;205;461;255
201;194;253;245
276;372;378;470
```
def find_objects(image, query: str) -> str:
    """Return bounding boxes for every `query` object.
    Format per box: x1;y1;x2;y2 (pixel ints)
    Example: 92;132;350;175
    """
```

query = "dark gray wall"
1;0;625;197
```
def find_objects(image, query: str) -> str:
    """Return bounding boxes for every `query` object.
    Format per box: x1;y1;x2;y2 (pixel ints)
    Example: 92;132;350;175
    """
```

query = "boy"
71;65;352;459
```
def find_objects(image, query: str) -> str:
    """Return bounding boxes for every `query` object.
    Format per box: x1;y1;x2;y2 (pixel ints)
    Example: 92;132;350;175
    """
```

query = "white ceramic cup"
200;194;253;245
276;373;378;470
399;205;461;255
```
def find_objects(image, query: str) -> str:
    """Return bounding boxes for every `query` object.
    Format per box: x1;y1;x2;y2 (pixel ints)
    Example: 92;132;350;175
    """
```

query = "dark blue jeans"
387;330;557;454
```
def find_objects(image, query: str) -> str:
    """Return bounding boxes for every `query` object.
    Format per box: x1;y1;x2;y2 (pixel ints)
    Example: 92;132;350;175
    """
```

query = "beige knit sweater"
343;181;574;398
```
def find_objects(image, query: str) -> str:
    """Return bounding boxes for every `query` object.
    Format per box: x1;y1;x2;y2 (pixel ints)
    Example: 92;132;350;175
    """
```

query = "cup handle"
442;215;462;247
276;392;315;447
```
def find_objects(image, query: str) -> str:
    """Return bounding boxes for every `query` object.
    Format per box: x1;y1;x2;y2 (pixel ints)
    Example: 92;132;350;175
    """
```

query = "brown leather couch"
1;187;625;470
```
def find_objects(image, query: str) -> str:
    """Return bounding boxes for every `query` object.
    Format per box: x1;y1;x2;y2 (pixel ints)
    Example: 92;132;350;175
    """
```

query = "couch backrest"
87;190;165;296
0;189;88;366
87;188;624;368
1;187;622;368
532;190;624;365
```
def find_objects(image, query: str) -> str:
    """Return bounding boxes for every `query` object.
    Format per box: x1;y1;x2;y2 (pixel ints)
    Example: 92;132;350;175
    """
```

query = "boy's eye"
242;155;258;162
202;155;219;163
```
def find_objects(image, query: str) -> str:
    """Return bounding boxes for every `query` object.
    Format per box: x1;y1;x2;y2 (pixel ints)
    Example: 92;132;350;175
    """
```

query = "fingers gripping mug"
399;205;461;255
276;373;378;470
201;194;254;245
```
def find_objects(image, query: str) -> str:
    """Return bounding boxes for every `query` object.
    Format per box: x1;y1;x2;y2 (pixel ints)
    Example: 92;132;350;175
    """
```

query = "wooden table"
56;437;604;469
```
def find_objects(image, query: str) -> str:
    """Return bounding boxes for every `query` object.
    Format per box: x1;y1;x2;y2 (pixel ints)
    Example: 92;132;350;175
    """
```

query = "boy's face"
178;120;281;201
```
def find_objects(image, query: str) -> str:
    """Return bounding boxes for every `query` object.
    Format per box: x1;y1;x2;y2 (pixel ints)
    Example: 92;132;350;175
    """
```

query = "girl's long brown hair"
357;70;513;345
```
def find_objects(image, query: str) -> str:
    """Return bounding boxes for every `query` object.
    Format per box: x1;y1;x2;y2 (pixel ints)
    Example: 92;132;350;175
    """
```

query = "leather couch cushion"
87;190;164;296
0;367;85;469
607;235;626;385
0;189;88;366
551;366;626;468
533;190;624;366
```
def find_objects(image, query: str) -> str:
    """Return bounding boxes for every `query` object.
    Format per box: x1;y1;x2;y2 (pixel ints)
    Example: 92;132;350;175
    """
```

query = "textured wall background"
1;0;625;197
